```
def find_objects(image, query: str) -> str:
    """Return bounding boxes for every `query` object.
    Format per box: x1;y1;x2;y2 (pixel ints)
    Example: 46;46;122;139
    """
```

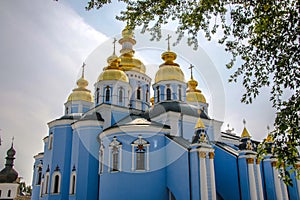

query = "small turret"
0;139;18;183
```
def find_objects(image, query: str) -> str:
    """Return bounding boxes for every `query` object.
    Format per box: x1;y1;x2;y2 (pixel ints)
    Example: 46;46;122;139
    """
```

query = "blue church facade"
31;28;300;200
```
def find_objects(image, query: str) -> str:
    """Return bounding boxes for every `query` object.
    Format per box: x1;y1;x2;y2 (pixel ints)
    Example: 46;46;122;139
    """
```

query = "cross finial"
113;38;117;55
166;34;172;51
243;119;246;126
81;62;86;78
11;136;14;147
267;125;270;132
189;64;194;79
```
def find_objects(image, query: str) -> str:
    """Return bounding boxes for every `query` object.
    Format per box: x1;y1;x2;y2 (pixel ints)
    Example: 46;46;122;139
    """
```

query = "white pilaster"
272;161;283;199
280;167;289;200
209;152;216;200
256;160;264;200
199;151;208;200
247;158;258;200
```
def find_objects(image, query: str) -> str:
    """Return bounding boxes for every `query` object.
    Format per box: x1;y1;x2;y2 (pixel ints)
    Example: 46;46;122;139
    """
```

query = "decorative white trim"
131;136;150;171
108;137;122;172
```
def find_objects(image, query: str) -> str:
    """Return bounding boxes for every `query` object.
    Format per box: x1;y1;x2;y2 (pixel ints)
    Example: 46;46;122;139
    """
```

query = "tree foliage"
85;0;300;183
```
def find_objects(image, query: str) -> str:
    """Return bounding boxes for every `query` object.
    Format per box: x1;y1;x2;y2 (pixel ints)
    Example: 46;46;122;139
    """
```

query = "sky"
0;0;276;185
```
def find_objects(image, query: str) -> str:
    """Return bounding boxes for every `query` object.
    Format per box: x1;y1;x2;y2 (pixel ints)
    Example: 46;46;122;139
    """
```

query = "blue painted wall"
214;145;240;200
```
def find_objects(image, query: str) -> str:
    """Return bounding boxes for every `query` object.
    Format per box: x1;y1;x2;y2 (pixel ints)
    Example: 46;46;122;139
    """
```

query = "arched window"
7;190;11;197
178;86;182;101
44;173;50;194
48;134;53;150
40;178;44;197
166;88;171;100
131;135;150;171
36;166;42;185
65;107;69;115
96;88;99;104
51;169;61;194
109;137;122;172
118;88;123;103
137;87;141;100
53;175;59;193
105;86;110;102
156;86;160;102
69;172;76;195
146;89;149;102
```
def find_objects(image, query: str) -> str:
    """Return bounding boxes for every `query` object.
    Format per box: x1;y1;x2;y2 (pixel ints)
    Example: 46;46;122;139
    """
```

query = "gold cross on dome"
81;62;86;78
189;64;194;79
112;38;117;54
166;34;172;51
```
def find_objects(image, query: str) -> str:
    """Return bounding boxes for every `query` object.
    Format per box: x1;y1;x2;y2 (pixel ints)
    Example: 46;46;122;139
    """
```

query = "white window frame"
51;171;61;194
166;87;172;100
69;171;76;195
131;135;150;171
44;172;50;194
48;134;53;150
108;137;122;172
99;142;105;174
36;164;43;185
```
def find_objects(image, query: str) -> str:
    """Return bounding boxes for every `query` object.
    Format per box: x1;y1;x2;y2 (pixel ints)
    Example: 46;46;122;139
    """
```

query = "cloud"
0;0;107;184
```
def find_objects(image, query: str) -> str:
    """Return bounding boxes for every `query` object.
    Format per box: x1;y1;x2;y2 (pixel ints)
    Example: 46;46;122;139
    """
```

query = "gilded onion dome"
67;64;93;102
186;65;206;103
155;35;185;83
118;27;146;73
97;42;129;83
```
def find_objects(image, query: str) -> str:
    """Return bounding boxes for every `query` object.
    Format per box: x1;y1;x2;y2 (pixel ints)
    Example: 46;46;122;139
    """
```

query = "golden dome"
97;53;129;83
67;64;93;102
118;27;146;74
97;69;129;82
186;79;206;103
155;51;185;83
241;127;251;138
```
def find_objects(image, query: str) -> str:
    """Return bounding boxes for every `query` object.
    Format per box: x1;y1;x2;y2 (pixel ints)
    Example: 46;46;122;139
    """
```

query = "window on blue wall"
96;88;99;104
137;87;141;100
109;137;122;172
178;86;182;101
166;88;171;100
45;173;49;194
69;172;76;195
118;88;123;103
156;86;160;102
132;136;149;171
146;89;149;102
48;134;53;150
105;86;110;102
36;167;42;185
51;171;61;194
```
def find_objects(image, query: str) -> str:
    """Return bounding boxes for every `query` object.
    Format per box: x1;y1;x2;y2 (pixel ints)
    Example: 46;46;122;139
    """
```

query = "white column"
199;151;208;200
280;167;289;200
209;152;216;200
247;158;258;200
272;161;283;199
255;160;264;200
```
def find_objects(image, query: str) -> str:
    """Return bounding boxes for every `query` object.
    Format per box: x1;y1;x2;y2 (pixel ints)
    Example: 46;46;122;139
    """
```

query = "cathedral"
31;27;300;200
